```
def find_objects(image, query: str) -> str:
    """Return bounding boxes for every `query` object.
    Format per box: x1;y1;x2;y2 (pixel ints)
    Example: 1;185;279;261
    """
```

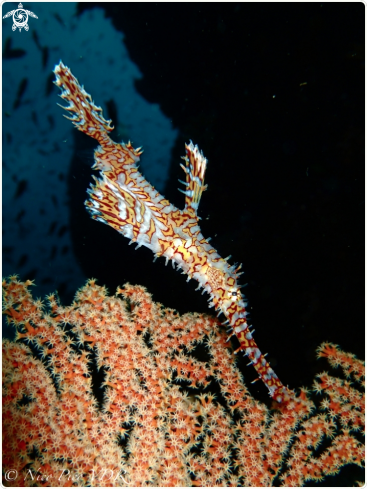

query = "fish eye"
231;291;237;296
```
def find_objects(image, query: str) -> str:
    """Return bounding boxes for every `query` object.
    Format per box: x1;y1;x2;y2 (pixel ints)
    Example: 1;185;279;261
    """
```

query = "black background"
71;2;364;405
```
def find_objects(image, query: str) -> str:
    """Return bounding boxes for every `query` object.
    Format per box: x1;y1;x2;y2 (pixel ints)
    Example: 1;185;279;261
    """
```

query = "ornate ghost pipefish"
54;61;292;403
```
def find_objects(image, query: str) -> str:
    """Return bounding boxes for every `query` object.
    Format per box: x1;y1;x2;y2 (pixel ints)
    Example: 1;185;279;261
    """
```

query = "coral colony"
1;62;364;487
2;278;364;486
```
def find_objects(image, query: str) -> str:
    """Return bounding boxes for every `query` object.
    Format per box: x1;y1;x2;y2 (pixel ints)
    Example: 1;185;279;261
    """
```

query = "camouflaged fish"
54;61;292;403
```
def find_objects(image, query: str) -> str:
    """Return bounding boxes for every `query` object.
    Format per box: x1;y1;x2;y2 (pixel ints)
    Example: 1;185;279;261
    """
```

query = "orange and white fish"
54;61;292;403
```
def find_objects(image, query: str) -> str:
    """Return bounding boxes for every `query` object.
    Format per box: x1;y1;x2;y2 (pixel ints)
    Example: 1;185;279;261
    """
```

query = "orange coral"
2;276;365;486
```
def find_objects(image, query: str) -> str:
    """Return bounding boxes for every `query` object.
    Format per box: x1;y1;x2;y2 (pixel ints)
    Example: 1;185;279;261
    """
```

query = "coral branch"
2;277;364;487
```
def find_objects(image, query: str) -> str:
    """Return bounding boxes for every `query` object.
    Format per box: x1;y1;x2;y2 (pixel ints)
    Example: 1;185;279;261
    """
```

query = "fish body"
54;61;291;402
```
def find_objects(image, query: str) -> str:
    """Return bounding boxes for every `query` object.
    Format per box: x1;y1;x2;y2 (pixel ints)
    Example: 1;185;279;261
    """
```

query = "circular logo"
12;9;29;31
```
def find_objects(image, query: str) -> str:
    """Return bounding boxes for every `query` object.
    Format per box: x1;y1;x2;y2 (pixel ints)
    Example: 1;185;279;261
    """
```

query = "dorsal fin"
178;141;208;214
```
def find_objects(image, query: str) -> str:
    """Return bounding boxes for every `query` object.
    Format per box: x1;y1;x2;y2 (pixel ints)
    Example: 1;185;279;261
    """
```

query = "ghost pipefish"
54;61;292;403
